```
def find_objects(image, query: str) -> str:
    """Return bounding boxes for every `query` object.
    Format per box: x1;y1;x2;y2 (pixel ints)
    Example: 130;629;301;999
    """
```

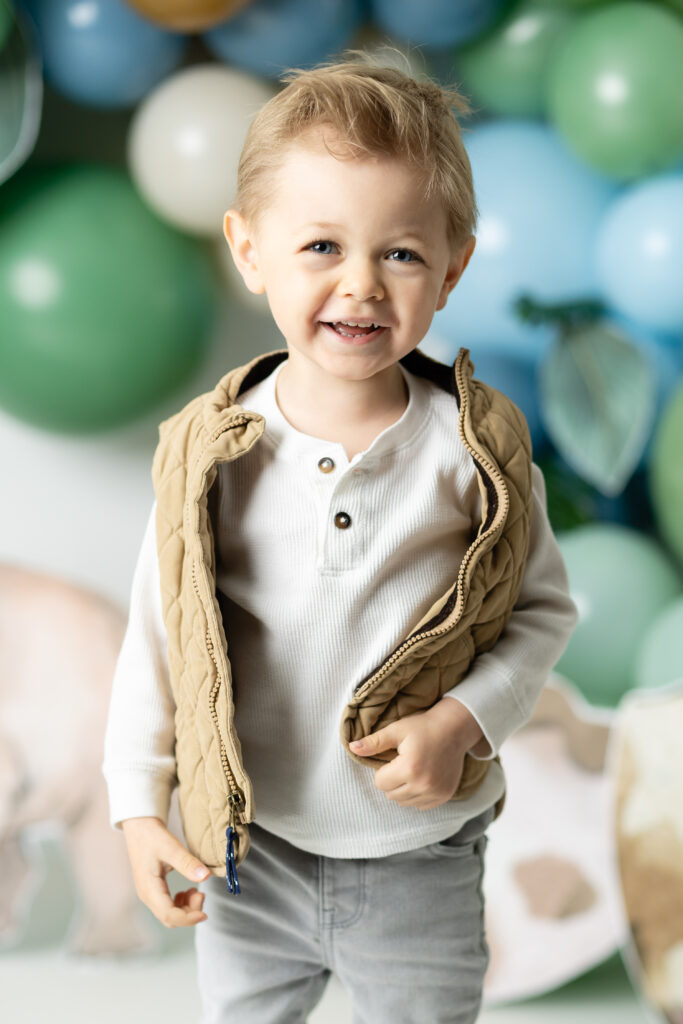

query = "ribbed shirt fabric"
102;357;579;858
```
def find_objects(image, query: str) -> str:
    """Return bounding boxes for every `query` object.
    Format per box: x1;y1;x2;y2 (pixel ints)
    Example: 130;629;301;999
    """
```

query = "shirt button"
334;511;352;529
318;456;335;473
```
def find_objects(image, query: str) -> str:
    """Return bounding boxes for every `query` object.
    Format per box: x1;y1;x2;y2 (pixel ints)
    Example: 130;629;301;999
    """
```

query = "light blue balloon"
371;0;505;48
595;174;683;334
204;0;365;78
607;312;683;470
433;121;617;359
26;0;186;108
468;346;548;453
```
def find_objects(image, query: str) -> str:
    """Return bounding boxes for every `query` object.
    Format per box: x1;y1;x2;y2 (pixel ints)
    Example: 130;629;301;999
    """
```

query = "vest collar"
201;344;469;438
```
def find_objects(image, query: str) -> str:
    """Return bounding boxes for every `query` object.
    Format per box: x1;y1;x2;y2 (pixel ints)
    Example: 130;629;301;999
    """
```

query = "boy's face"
224;130;475;388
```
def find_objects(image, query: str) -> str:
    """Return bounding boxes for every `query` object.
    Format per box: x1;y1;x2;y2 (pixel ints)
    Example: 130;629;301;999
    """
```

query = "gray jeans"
194;804;495;1024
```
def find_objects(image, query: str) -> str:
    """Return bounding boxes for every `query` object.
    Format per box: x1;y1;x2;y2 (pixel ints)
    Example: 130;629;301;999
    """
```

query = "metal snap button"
334;512;351;529
318;456;335;473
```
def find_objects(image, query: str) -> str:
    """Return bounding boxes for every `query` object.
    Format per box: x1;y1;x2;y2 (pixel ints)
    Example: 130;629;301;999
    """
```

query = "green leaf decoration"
514;293;606;330
0;2;43;185
538;322;657;497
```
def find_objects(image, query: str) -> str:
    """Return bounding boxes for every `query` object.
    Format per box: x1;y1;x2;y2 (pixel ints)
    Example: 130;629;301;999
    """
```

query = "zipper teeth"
208;413;252;444
190;562;243;814
205;628;242;796
352;353;510;699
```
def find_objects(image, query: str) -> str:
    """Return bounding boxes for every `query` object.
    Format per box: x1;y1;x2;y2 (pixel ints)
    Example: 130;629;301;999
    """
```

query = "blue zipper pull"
225;794;242;895
225;825;241;894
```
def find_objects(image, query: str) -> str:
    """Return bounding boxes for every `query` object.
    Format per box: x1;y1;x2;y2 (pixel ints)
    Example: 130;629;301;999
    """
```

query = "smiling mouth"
323;321;384;338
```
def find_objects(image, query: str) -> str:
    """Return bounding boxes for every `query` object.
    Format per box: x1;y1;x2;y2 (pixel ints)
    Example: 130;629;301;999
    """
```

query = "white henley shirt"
102;356;579;858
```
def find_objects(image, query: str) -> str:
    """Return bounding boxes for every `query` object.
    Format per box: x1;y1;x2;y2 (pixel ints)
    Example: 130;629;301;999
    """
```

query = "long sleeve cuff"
102;768;176;831
440;664;524;760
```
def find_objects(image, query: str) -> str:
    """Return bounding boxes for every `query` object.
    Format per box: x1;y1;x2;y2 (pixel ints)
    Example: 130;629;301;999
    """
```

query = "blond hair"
235;52;479;250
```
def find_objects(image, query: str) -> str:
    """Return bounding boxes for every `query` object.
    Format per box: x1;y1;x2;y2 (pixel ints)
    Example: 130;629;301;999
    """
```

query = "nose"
337;256;384;302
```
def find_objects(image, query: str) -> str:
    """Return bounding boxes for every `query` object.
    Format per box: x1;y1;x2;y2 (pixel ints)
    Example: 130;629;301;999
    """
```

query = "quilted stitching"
151;347;533;873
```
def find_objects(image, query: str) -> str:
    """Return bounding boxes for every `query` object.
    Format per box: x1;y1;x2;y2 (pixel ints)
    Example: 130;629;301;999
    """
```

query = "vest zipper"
191;561;245;894
205;627;243;799
190;412;261;891
189;562;244;803
352;352;511;700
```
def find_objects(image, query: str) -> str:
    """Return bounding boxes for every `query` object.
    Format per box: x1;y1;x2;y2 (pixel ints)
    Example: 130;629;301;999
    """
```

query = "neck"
276;355;408;431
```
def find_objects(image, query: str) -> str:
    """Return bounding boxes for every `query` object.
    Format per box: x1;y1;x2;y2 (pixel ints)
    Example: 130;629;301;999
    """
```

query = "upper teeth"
338;321;379;328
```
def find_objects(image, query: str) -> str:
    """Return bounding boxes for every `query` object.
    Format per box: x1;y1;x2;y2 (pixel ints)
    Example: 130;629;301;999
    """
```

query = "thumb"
350;723;401;756
162;831;210;882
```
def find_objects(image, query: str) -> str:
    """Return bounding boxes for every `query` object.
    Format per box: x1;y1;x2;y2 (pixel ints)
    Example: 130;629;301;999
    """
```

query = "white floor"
0;945;649;1024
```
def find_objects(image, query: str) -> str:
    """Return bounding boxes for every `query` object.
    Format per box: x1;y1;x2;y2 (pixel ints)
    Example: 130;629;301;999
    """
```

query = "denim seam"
329;860;367;931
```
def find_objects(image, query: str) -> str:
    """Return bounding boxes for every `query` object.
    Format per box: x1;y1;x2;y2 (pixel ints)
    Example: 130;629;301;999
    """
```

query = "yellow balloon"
123;0;252;32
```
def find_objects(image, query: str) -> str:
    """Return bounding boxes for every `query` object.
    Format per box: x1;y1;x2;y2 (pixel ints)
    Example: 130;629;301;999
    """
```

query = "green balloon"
648;382;683;565
0;164;217;432
635;596;683;690
555;523;682;706
547;2;683;180
456;2;576;117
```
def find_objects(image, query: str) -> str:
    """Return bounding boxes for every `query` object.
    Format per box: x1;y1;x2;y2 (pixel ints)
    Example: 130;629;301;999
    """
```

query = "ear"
223;209;266;295
436;235;476;311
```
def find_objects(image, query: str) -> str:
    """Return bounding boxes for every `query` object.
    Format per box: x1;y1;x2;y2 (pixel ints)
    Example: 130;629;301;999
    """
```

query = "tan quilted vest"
151;345;533;875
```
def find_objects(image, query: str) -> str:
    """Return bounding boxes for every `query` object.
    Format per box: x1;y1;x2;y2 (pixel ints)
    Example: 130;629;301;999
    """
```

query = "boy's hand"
121;816;211;928
349;699;490;810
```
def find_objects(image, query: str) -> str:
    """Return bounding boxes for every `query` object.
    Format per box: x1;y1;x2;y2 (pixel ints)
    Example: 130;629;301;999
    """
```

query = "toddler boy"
103;56;579;1024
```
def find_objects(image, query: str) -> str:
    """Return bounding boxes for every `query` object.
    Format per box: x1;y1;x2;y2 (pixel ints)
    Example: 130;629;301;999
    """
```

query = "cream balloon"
127;64;276;237
123;0;252;32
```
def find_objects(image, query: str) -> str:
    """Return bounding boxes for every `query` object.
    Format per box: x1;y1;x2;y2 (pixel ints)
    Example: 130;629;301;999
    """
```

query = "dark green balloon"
0;164;217;431
547;1;683;180
456;1;576;118
0;3;12;52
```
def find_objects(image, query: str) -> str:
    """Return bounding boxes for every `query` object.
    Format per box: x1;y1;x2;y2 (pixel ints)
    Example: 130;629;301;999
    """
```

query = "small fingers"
146;876;207;928
162;905;208;928
174;887;206;913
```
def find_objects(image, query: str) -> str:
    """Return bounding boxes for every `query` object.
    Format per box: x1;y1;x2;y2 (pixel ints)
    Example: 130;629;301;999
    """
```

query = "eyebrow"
304;221;431;243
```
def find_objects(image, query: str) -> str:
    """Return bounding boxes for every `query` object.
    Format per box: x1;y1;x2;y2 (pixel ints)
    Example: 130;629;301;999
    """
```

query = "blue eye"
307;240;338;255
388;248;421;263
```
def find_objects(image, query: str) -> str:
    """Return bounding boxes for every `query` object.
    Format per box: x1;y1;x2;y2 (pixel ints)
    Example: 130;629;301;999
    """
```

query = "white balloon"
127;64;276;237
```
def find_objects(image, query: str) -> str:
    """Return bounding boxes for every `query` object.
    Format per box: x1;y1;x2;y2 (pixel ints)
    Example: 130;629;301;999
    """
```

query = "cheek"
266;277;320;331
287;274;328;312
403;278;443;316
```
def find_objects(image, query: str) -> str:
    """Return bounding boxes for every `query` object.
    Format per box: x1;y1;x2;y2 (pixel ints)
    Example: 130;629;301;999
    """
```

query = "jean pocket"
424;805;495;858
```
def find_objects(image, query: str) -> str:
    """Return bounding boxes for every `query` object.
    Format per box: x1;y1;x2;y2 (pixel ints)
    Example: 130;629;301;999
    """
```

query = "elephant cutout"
0;563;156;955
